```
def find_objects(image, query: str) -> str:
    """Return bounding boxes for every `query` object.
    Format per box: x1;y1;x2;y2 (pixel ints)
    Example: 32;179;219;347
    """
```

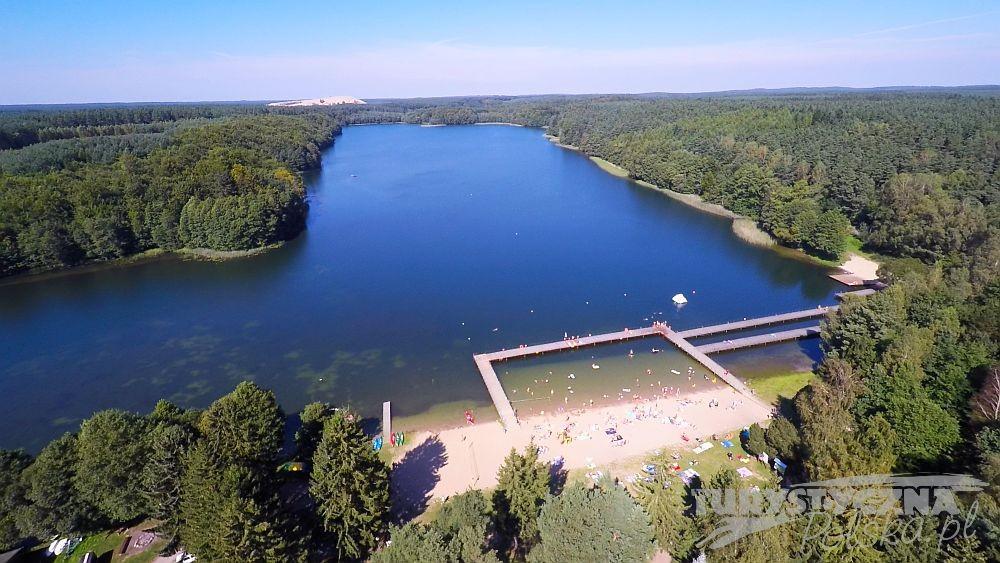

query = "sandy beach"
839;253;880;280
390;386;771;514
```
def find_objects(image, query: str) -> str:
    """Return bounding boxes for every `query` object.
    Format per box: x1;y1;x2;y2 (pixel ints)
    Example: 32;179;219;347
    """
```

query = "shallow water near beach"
0;124;839;451
498;339;728;419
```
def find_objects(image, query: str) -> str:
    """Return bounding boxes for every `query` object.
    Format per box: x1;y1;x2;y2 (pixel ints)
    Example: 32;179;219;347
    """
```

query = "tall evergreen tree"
530;485;655;563
370;524;451;563
694;470;799;563
141;422;195;541
16;434;91;537
763;417;801;464
432;489;499;562
0;449;31;551
943;535;989;563
198;381;284;467
309;410;390;560
179;442;297;561
795;364;897;481
493;444;550;555
295;401;334;460
74;409;149;522
178;443;231;559
633;474;695;560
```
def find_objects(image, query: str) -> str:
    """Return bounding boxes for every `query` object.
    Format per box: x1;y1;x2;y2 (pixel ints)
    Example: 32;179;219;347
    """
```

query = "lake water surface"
0;124;838;451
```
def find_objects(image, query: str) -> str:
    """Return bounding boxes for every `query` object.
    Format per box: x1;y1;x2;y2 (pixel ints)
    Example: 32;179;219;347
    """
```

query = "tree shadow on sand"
390;434;448;523
549;457;568;495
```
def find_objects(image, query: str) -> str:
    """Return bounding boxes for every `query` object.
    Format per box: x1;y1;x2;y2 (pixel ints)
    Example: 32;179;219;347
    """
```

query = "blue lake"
0;124;838;451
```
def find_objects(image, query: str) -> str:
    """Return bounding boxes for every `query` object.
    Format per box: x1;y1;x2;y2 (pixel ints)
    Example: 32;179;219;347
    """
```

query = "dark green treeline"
0;108;340;276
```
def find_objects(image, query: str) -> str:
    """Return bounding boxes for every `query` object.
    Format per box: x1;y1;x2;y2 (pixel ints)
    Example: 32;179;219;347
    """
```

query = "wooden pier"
473;355;520;429
471;320;783;428
654;325;766;407
476;326;661;363
694;325;822;354
675;307;834;339
472;326;660;428
472;293;878;426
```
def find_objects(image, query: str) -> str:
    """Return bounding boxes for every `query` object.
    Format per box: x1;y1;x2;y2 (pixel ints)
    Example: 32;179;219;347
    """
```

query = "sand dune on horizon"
268;96;366;107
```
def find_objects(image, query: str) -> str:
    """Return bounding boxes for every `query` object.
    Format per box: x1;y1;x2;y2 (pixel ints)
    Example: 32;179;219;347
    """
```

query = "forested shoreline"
1;91;998;561
334;92;998;269
0;107;341;277
4;92;996;278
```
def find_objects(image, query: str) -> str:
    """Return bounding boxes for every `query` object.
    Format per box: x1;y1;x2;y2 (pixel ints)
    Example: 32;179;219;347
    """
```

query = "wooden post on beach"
383;401;391;438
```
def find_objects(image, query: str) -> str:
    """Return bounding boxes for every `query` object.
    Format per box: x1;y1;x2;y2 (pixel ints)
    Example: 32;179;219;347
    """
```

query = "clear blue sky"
1;0;997;104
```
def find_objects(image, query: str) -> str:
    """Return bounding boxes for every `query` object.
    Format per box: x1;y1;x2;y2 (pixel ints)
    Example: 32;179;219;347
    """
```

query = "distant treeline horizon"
3;83;999;110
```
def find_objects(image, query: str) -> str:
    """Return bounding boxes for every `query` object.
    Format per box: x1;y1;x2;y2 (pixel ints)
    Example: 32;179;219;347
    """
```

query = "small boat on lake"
651;348;661;354
592;363;600;369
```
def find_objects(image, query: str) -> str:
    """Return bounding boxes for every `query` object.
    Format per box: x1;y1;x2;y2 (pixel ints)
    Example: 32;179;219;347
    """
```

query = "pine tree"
295;401;334;460
530;485;654;563
178;443;230;560
695;470;799;563
432;490;499;562
744;423;769;456
16;434;91;537
633;475;695;560
225;467;296;561
0;449;31;551
141;422;195;541
179;443;297;561
493;444;550;554
370;524;451;563
74;409;149;522
764;417;801;463
198;381;284;468
943;534;988;563
309;410;390;560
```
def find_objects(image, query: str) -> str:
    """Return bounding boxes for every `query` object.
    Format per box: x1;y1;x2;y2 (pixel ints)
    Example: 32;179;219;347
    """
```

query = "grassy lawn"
27;530;165;563
51;532;125;562
751;371;816;406
844;235;865;256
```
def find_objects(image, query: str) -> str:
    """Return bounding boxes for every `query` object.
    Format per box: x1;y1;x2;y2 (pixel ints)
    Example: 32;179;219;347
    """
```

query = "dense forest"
0;107;340;276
